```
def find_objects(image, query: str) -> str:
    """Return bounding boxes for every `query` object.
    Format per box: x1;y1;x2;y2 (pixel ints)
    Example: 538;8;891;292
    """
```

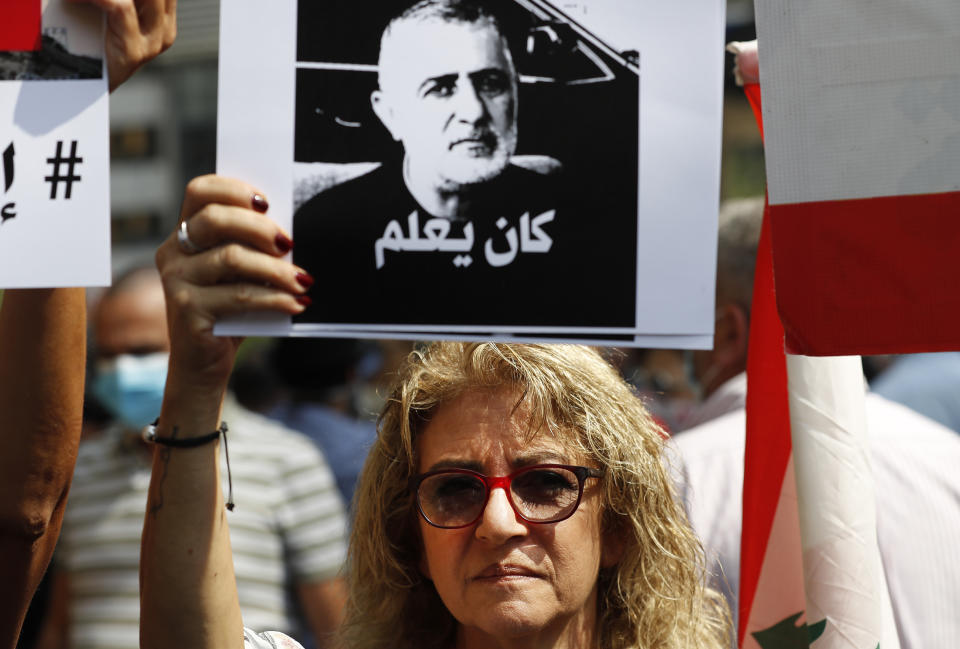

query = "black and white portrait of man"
292;0;640;330
370;2;525;216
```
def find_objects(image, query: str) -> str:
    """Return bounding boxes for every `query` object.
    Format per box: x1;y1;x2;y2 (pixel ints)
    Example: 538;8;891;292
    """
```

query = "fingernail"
296;272;315;289
275;233;293;253
252;194;269;213
296;295;313;307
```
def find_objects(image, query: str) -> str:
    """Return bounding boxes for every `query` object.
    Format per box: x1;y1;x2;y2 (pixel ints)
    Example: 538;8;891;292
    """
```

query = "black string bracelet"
142;420;235;511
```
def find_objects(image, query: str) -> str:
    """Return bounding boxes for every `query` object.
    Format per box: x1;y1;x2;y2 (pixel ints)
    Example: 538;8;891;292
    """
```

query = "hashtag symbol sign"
45;140;83;200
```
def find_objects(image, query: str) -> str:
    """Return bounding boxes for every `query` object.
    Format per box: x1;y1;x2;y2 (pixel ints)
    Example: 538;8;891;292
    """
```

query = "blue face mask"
92;352;169;430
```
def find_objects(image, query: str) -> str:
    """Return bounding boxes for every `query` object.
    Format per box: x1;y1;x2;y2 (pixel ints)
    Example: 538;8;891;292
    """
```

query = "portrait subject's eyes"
421;76;458;99
473;70;511;97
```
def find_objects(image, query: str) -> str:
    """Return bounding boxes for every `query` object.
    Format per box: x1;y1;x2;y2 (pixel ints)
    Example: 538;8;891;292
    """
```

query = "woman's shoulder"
243;628;306;649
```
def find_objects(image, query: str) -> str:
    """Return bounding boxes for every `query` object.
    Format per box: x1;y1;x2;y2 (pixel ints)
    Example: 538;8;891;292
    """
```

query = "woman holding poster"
138;173;731;649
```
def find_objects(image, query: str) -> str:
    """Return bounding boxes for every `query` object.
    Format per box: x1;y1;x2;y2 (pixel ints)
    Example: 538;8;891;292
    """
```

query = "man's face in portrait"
372;17;519;191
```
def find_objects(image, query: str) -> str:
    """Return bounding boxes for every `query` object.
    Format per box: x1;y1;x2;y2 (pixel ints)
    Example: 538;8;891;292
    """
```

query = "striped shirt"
56;397;349;649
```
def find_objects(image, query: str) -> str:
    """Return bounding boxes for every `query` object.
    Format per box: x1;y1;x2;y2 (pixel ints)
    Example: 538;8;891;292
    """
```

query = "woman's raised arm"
78;0;178;91
140;176;311;649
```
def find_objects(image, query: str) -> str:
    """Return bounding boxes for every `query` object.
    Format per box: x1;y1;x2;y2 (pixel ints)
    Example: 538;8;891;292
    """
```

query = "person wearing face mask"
90;349;169;431
36;266;351;649
88;272;171;432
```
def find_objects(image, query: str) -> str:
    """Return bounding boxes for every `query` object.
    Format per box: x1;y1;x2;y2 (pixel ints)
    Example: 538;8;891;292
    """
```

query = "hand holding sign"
70;0;177;91
156;175;310;395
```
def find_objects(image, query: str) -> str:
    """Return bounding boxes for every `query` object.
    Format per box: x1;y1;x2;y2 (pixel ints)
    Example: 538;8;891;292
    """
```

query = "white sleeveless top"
244;629;305;649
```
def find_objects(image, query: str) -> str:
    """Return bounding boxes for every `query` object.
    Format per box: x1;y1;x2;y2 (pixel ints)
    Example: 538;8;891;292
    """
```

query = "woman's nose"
474;487;527;543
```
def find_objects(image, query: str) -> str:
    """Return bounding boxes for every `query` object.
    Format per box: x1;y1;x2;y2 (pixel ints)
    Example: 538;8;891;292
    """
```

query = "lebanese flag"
732;56;809;646
755;0;960;356
735;44;900;649
737;157;808;649
1;0;42;52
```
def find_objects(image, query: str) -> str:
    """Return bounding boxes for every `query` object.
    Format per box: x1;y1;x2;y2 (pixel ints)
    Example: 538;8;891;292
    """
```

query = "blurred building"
108;0;219;269
720;0;764;199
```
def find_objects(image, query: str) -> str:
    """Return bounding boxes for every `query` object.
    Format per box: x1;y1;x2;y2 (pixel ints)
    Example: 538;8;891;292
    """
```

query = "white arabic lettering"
374;218;405;269
483;210;556;267
375;209;556;269
374;212;475;269
520;210;555;253
484;217;519;267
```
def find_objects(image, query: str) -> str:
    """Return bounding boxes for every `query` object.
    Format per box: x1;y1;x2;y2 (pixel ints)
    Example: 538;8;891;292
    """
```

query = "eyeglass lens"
418;466;583;527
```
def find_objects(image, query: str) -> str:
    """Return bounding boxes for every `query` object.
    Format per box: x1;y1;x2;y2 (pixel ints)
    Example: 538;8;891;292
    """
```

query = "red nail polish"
296;272;315;289
296;295;313;307
252;194;269;213
275;233;293;253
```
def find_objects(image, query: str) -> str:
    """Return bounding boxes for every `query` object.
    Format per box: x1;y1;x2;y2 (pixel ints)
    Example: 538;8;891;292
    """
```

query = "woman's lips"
474;563;540;580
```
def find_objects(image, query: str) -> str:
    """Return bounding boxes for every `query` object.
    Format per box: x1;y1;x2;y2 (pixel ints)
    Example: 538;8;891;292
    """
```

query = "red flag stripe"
770;191;960;356
739;202;794;646
743;84;763;142
737;84;795;647
0;0;42;52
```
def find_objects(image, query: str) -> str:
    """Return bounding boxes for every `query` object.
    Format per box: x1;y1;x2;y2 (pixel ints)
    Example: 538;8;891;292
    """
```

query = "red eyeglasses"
411;464;604;529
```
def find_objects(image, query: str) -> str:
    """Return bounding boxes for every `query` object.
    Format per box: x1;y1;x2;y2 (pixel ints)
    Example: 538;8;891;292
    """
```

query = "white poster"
0;0;110;288
216;0;724;345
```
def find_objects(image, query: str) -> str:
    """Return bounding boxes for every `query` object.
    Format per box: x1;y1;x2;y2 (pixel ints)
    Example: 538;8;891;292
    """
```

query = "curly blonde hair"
342;343;730;649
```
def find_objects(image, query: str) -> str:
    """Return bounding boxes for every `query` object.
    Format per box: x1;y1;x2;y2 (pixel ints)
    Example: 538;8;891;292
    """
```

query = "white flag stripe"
741;456;807;649
786;355;900;649
756;0;960;205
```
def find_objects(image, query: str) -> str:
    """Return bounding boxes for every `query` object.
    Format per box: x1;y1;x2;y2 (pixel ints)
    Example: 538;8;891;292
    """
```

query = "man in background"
37;267;349;649
870;352;960;433
266;337;379;507
672;198;960;649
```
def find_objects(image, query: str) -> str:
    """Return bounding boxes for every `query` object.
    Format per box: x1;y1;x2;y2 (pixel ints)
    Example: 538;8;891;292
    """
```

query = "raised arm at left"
0;2;177;645
72;0;178;92
0;288;86;649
